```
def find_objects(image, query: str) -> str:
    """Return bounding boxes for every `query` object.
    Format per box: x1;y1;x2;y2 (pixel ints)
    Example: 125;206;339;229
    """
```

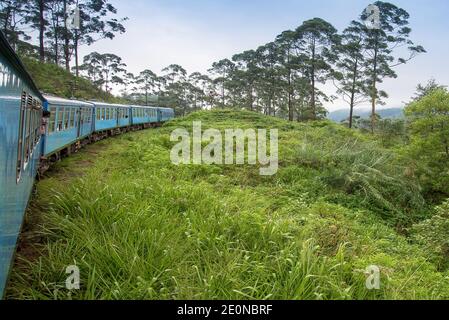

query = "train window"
57;107;64;131
16;92;27;182
30;108;36;149
23;95;33;164
64;108;69;129
49;107;56;133
33;101;40;145
70;108;76;128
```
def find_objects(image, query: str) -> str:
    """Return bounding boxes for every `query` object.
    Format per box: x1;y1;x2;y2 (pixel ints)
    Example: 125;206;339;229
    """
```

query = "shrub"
410;201;449;270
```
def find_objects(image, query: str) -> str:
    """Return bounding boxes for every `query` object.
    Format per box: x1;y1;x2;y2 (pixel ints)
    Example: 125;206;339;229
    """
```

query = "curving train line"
0;31;175;298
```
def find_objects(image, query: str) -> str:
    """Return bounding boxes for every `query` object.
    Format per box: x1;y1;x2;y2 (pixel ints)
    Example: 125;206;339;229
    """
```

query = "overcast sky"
78;0;449;111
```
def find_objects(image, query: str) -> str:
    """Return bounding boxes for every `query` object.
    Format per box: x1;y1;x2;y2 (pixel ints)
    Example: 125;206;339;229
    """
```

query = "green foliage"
79;52;127;92
22;56;126;103
6;110;449;300
411;201;449;270
403;88;449;197
293;126;425;225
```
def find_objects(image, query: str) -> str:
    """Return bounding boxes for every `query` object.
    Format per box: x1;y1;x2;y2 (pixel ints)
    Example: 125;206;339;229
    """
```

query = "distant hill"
328;107;404;122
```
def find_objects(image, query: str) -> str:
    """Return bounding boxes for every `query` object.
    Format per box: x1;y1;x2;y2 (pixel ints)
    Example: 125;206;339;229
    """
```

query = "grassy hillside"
21;57;125;103
7;110;449;300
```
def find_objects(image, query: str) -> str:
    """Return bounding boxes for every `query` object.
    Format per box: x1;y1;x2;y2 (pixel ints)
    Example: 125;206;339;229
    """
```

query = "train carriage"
158;107;175;122
43;96;95;157
92;102;131;132
131;105;158;126
0;32;44;297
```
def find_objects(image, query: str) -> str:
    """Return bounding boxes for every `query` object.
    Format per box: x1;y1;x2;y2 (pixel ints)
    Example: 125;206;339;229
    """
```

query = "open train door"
76;107;82;138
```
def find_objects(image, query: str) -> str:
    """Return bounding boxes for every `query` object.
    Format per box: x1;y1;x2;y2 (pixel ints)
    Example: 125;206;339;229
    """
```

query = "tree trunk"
38;0;46;62
248;87;254;111
221;85;225;108
287;52;294;122
63;0;71;71
74;30;79;77
349;57;359;129
371;33;379;134
310;37;316;120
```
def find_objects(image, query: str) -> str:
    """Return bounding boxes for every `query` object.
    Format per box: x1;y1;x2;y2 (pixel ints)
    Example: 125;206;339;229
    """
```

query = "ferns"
297;129;426;224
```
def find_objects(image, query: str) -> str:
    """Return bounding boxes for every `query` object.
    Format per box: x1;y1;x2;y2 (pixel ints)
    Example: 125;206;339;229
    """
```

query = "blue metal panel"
117;108;131;128
0;53;43;297
92;102;130;132
157;107;175;122
131;106;158;125
43;97;94;156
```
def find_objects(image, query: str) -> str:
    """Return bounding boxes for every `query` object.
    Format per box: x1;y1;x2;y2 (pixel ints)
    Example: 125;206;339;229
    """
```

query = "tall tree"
73;0;127;76
361;1;425;132
79;52;126;93
208;59;235;108
136;69;157;105
333;21;369;128
232;50;260;111
46;0;65;64
256;42;282;116
0;0;28;47
24;0;49;61
275;30;297;121
294;18;338;120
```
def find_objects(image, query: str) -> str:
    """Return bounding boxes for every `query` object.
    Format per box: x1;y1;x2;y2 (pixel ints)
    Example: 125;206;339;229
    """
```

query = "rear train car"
0;32;44;297
158;107;175;122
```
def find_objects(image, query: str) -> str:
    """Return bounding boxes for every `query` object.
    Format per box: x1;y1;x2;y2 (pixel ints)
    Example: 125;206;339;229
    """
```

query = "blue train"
0;31;175;297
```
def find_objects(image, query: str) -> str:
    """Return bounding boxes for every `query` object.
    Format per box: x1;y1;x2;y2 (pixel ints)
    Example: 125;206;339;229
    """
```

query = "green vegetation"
403;88;449;198
22;57;125;103
7;110;449;300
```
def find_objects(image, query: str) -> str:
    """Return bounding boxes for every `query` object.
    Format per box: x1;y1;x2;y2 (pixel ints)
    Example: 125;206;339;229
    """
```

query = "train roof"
89;101;131;108
44;95;94;107
131;105;158;109
0;31;44;101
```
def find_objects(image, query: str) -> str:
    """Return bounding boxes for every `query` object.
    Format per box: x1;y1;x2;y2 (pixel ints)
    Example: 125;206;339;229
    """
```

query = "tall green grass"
7;110;449;300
